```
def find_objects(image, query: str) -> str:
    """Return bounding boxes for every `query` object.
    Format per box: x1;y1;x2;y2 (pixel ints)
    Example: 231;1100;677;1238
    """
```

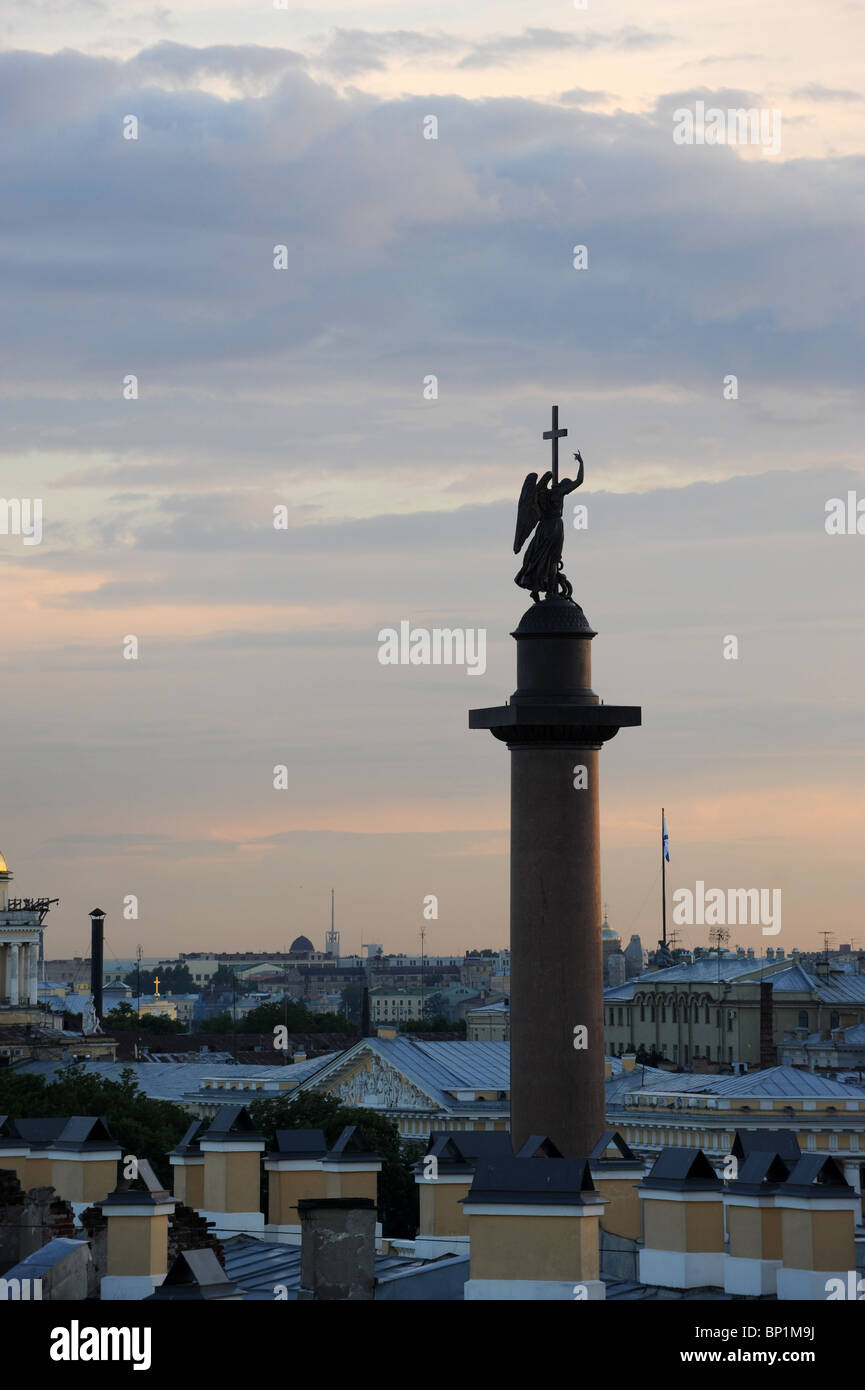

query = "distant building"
466;999;509;1042
370;989;425;1024
604;954;865;1068
624;934;645;979
0;851;52;1023
607;953;627;987
780;1020;865;1074
601;911;622;987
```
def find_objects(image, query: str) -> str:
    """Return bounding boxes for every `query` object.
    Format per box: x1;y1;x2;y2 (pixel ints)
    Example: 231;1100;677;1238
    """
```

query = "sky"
1;0;864;963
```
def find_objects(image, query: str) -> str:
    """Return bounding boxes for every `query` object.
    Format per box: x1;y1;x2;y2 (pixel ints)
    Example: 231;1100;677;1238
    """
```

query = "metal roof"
302;1038;511;1111
711;1065;865;1098
10;1056;338;1103
219;1234;444;1301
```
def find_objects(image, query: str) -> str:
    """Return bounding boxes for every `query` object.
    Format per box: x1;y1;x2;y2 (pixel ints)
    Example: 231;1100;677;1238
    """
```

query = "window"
618;1008;624;1026
672;1006;678;1023
798;1011;809;1029
693;1045;699;1058
650;1006;656;1023
830;1011;840;1030
683;1046;688;1064
716;1009;721;1028
640;1004;645;1022
661;1005;666;1023
704;1004;710;1024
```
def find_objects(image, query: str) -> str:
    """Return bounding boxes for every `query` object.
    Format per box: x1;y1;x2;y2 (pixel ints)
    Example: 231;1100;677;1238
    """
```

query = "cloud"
559;88;617;107
696;53;768;66
314;28;461;79
791;82;861;102
128;41;307;93
458;25;673;69
310;25;672;78
0;50;860;507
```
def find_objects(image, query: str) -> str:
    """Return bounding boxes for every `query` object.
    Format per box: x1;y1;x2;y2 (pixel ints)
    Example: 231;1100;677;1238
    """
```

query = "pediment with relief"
325;1050;437;1111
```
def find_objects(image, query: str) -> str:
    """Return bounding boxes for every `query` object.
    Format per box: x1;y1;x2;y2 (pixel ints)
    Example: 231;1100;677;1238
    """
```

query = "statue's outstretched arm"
559;454;584;494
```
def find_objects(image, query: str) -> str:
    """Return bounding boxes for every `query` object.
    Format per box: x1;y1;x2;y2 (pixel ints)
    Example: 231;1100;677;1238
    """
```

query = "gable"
308;1046;441;1112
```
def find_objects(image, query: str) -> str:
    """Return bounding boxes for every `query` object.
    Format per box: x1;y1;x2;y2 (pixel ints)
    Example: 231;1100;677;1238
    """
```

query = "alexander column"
470;407;640;1157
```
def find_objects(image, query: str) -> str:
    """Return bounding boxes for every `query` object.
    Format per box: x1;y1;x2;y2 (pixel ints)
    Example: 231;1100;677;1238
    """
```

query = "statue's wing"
513;472;540;553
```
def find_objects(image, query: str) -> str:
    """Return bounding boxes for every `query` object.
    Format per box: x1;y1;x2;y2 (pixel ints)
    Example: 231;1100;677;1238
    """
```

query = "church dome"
601;914;620;943
0;852;9;874
290;934;315;954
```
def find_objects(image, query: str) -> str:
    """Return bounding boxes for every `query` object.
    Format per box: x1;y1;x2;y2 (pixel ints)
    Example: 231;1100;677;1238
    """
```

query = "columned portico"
0;852;54;1015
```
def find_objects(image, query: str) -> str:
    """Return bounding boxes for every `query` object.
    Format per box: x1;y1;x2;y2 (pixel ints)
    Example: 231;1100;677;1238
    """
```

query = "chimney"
298;1198;376;1300
89;909;106;1023
99;1159;175;1301
759;982;775;1068
815;959;830;979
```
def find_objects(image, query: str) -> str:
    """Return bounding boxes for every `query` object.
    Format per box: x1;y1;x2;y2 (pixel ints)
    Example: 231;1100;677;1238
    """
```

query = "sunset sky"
1;0;863;961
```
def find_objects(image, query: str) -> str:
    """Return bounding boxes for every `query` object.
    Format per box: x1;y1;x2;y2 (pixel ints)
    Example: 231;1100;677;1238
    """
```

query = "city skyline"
2;2;864;958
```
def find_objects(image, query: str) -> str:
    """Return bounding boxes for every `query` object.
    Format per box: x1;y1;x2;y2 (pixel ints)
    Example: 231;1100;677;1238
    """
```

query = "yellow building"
607;1060;865;1212
369;989;426;1024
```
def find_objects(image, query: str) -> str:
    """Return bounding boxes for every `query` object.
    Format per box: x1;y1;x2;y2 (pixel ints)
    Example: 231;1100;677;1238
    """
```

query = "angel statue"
514;451;584;601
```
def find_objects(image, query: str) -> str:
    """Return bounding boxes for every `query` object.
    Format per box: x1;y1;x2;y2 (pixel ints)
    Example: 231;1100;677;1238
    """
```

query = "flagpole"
661;807;667;948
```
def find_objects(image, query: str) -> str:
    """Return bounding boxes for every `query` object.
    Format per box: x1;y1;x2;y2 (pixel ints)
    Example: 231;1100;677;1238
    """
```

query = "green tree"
122;962;195;994
194;1012;235;1033
104;1004;185;1034
0;1064;189;1188
402;1015;465;1035
210;964;242;991
236;1001;353;1035
248;1090;422;1238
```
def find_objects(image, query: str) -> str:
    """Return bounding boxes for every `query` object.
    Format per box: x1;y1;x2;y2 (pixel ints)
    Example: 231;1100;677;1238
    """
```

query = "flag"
662;811;670;863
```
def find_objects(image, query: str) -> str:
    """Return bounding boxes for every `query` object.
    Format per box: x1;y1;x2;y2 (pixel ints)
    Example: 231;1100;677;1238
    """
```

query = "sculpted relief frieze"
330;1052;433;1110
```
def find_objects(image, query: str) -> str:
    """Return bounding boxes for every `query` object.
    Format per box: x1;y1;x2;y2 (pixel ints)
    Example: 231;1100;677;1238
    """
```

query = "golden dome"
0;851;9;875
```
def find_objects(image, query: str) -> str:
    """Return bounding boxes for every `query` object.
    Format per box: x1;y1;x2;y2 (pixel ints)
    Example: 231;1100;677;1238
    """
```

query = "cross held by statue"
543;404;568;485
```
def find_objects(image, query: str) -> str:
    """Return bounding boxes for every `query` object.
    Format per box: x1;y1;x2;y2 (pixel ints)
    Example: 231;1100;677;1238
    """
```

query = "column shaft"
510;745;604;1156
28;940;38;1005
8;942;19;1006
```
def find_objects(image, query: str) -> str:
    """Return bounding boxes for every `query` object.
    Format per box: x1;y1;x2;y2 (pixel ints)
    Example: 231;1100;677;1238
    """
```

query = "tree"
248;1090;422;1237
403;1015;465;1035
0;1064;189;1188
194;1012;235;1033
211;964;242;991
104;1004;185;1034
